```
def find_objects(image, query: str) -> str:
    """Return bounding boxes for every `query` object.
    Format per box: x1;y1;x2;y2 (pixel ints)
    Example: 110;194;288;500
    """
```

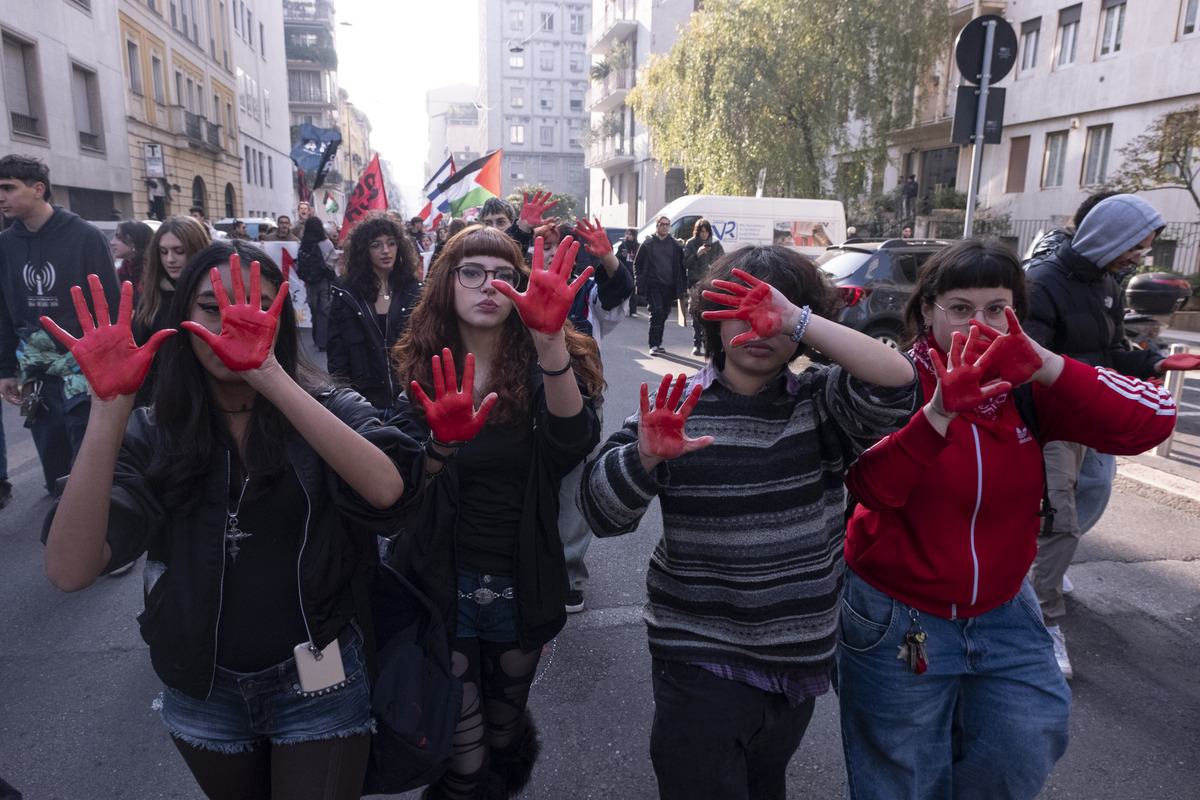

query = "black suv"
816;239;951;348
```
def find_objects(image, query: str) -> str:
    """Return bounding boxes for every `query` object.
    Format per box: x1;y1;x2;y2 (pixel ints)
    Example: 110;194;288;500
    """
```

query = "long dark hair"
300;215;327;245
394;225;604;425
146;240;333;507
115;220;154;288
341;212;419;300
134;216;211;331
901;237;1028;348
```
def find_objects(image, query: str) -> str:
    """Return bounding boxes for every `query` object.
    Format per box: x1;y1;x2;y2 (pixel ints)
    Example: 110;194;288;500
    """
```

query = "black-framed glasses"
932;300;1008;326
454;264;520;288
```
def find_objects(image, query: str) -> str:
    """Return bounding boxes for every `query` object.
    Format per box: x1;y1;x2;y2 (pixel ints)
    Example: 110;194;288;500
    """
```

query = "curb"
1114;458;1200;518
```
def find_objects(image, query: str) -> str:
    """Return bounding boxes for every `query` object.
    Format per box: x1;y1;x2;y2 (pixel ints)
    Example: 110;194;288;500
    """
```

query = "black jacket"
44;390;424;699
633;234;685;300
1025;239;1159;379
682;236;725;286
389;378;600;652
327;276;422;410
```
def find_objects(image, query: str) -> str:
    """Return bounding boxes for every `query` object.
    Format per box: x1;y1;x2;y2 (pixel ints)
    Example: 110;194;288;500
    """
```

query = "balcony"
586;68;634;113
78;131;102;151
283;0;333;25
289;86;332;106
584;134;634;169
10;112;42;137
588;1;637;54
206;121;222;149
168;106;223;153
185;110;203;140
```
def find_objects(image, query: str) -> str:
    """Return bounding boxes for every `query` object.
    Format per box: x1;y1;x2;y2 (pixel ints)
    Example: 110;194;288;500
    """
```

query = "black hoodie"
0;206;118;379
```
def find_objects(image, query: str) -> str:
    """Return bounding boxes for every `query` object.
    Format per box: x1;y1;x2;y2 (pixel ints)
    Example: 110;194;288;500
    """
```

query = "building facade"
1;0;134;220
118;0;242;221
338;88;373;206
425;83;482;186
231;0;293;220
586;0;693;228
479;0;591;212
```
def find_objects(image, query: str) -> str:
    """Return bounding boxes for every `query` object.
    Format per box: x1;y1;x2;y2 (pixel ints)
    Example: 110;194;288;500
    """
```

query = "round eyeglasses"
932;301;1009;326
454;264;520;289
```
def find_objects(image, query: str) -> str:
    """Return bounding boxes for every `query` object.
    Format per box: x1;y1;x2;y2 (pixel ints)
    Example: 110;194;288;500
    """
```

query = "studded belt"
458;586;515;604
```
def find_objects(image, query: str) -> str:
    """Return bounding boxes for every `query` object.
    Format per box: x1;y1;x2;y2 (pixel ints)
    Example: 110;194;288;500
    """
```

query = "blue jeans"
649;658;816;800
456;570;518;642
29;380;89;495
836;569;1070;800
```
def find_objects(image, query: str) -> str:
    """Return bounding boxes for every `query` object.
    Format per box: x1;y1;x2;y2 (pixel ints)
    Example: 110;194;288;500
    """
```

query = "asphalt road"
1;314;1198;799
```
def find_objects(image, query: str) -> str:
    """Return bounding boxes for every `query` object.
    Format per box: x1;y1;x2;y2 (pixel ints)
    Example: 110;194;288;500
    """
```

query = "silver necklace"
224;453;252;562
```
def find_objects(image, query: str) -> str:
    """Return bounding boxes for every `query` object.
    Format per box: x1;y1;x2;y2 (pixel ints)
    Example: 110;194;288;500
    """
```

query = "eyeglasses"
656;221;670;227
1125;246;1152;262
369;239;398;252
454;265;520;288
932;301;1009;326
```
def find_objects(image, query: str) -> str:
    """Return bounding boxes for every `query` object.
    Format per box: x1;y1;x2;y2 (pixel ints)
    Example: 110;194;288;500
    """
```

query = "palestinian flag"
324;191;338;214
436;151;501;217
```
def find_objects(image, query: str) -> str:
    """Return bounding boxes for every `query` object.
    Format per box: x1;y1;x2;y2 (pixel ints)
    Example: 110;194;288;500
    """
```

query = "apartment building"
338;88;373;202
425;83;482;187
479;0;592;209
1;0;134;220
284;0;346;214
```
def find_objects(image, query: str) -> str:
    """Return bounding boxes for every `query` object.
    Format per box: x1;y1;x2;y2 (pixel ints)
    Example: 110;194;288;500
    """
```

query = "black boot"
488;710;540;797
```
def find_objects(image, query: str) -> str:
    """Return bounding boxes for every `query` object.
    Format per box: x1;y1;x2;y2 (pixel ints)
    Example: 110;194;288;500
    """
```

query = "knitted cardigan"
578;362;919;675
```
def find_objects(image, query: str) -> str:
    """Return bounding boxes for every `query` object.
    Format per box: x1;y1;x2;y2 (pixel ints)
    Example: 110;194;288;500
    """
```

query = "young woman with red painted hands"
837;238;1177;800
42;241;422;800
579;246;919;800
390;225;603;800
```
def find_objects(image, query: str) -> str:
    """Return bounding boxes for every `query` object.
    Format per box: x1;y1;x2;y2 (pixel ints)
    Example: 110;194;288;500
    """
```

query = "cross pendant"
225;517;252;562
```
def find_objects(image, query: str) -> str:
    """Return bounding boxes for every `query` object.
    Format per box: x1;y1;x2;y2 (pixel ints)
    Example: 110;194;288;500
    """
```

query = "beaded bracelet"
424;432;464;462
537;354;574;377
789;305;813;344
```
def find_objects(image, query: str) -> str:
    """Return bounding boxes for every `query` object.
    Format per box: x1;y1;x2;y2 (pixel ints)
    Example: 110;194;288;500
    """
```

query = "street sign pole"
963;19;996;237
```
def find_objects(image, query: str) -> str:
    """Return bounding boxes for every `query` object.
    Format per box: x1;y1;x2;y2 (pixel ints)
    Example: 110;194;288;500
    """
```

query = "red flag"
338;154;388;246
280;247;295;282
297;168;313;204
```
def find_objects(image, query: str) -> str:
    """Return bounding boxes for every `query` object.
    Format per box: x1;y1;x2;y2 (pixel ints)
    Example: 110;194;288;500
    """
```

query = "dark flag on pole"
290;124;342;191
297;168;313;204
338;154;388;246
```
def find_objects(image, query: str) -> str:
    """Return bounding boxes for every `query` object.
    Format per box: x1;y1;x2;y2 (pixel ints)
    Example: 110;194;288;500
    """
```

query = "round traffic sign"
955;14;1018;85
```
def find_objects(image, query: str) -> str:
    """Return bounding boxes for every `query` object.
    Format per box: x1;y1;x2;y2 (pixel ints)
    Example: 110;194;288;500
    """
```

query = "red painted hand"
493;235;593;334
701;268;791;347
930;329;1013;414
40;276;175;401
409;348;496;443
1159;353;1200;371
637;374;715;461
969;308;1043;386
574;217;613;257
180;254;288;371
519;190;559;228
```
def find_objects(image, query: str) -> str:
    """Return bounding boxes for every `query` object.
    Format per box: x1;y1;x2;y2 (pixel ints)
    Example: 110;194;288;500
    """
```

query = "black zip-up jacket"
633;234;685;300
44;390;424;699
327;276;422;410
1025;239;1159;379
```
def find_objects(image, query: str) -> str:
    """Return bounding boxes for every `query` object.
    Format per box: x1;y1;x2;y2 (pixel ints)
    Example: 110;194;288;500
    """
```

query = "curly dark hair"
690;245;839;368
341;211;420;301
901;237;1028;347
394;225;604;425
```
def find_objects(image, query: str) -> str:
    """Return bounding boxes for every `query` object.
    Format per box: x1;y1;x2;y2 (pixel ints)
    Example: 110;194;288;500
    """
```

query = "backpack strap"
1012;384;1056;533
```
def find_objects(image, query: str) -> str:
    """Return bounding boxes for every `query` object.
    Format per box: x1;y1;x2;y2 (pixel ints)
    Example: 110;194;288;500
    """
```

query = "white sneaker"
1047;625;1073;680
1062;572;1074;593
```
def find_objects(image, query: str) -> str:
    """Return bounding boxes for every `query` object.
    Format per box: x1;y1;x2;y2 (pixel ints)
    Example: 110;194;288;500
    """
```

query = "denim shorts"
456;569;518;642
159;624;374;753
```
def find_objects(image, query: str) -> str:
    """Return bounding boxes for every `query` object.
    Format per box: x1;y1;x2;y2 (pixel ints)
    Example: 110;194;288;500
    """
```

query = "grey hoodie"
1071;195;1165;270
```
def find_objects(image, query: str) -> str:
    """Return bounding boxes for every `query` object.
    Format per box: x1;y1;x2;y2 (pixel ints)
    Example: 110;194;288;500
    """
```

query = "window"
510;124;525;144
540;12;554;31
569;53;582;72
151;56;165;103
1056;5;1081;68
570;13;585;34
289;70;323;102
569;90;583;111
126;39;143;94
539;51;554;71
225;183;235;217
259;22;266;56
540;161;555;181
509;54;524;69
1083;124;1112;184
3;35;43;138
509;159;525;180
568;162;583;182
540;125;554;146
510;87;525;107
70;64;103;151
539;89;553;110
1185;0;1199;36
245;145;252;183
263;89;270;124
268;155;273;188
211;94;220;125
1006;136;1031;193
236;68;246;111
1043;131;1069;188
247;11;253;46
511;9;524;30
1020;19;1040;73
1099;1;1126;57
568;121;581;147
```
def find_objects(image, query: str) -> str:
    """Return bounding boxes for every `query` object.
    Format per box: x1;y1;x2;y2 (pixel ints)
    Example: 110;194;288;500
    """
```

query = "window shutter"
72;68;93;135
1021;17;1042;35
4;40;31;116
1059;4;1082;26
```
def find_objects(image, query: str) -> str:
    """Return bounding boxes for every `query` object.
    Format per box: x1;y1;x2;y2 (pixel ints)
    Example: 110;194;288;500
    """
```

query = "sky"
334;0;480;214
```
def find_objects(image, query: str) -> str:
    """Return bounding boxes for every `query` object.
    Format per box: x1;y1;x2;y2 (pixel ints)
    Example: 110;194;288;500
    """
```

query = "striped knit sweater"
579;362;919;675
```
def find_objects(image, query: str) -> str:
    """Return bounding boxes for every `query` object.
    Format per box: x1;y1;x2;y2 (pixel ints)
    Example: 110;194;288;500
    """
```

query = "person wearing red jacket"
836;238;1177;800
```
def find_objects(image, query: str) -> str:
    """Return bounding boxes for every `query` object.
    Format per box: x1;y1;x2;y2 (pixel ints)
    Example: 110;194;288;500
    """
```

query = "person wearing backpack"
297;216;339;351
836;238;1177;800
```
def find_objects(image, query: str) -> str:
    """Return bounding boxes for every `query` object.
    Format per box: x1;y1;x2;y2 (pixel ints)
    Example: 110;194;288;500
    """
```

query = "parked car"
816;238;951;348
86;218;161;239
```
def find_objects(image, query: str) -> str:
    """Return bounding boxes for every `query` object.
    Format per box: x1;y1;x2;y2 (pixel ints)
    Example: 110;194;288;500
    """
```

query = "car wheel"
864;326;903;349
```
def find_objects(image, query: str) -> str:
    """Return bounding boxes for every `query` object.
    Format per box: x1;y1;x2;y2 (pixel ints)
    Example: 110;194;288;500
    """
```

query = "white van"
636;195;846;258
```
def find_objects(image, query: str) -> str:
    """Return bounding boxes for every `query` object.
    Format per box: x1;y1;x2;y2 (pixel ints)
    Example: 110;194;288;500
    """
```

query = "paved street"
1;315;1198;799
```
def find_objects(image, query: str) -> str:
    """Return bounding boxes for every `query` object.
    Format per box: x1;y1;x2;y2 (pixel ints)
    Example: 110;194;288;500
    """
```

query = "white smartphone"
293;640;346;693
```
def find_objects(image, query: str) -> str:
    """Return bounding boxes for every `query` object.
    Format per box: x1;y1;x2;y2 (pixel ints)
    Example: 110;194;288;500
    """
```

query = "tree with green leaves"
1105;104;1200;215
627;0;949;198
506;184;580;223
